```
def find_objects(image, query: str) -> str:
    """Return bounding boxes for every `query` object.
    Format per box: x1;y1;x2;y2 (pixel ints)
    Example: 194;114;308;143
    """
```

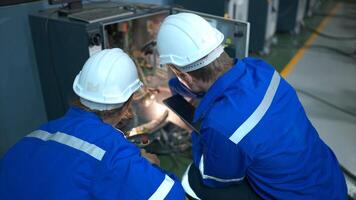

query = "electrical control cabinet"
29;2;249;121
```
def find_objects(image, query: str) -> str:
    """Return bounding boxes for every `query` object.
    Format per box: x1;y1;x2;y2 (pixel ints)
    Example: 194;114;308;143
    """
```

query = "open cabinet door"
171;8;250;59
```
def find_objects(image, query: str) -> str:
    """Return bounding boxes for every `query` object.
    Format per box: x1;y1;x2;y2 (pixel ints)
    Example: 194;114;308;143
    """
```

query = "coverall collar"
66;106;101;120
193;59;245;123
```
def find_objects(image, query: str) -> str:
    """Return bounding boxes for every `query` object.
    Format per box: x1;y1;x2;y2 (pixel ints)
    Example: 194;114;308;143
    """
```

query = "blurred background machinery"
29;1;250;155
247;0;279;54
172;0;279;54
305;0;320;17
226;0;249;21
225;0;279;54
277;0;307;34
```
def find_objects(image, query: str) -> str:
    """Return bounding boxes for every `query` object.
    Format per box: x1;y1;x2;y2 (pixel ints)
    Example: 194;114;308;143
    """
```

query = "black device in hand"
163;95;201;133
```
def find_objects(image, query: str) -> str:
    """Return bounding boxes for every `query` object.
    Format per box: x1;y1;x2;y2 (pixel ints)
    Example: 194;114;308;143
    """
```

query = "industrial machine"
48;0;83;11
173;0;227;17
305;0;319;17
277;0;306;33
172;0;279;54
29;2;249;151
247;0;279;54
226;0;249;21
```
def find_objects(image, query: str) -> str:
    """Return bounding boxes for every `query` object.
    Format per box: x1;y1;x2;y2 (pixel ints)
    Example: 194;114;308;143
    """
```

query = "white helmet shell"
157;13;224;72
73;48;142;111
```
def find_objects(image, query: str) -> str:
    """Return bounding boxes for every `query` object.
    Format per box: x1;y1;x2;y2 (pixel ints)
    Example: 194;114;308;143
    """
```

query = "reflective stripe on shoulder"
26;130;106;161
199;156;244;183
229;71;281;144
148;175;175;200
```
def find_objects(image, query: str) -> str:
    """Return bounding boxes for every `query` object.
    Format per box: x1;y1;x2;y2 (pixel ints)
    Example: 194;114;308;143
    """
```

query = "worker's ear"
177;71;194;87
168;65;194;88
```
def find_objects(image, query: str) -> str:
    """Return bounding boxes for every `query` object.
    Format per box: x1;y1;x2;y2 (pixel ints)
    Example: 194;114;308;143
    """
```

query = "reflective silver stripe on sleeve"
199;156;244;183
148;175;175;200
27;130;106;161
182;164;201;200
229;71;281;144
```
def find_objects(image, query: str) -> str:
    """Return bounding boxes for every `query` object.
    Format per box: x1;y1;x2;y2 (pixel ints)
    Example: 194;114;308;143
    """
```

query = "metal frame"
99;7;250;58
100;10;170;49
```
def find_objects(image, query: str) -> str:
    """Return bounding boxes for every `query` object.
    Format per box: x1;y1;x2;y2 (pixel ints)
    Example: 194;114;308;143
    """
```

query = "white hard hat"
157;13;225;72
73;48;142;111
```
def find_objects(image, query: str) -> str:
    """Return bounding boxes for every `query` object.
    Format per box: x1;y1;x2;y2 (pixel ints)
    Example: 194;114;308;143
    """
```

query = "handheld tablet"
163;95;201;133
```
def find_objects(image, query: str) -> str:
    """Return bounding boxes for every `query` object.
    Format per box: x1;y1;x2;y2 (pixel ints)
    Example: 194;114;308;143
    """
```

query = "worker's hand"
141;149;160;166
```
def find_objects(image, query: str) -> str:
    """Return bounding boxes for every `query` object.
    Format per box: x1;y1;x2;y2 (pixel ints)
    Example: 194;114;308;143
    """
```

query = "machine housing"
29;2;250;122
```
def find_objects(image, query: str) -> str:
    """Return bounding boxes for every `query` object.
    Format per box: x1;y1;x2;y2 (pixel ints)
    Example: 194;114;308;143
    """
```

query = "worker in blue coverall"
156;13;347;200
0;49;185;200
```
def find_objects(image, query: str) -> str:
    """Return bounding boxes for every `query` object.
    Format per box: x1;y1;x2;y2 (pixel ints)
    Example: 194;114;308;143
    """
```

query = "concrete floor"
285;2;356;177
282;3;356;197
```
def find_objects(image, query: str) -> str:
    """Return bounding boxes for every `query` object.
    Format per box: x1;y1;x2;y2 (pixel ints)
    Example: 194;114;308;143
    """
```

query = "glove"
168;77;205;99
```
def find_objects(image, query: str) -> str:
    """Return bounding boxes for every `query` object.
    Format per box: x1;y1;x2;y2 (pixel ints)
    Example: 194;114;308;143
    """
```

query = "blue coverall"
0;107;185;200
170;58;347;199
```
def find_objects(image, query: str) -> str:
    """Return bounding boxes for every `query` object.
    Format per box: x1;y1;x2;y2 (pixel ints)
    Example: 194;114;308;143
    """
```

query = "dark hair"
188;51;233;83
